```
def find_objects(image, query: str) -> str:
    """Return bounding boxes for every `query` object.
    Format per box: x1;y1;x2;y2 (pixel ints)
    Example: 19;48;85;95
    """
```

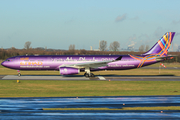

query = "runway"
1;96;180;119
1;75;180;81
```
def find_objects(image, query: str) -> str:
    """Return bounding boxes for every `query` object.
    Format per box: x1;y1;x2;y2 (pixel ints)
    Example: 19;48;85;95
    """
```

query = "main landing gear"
84;67;95;77
84;72;95;77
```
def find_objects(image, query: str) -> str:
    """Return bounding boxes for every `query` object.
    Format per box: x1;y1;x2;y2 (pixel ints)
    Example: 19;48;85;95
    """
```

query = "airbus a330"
1;32;175;77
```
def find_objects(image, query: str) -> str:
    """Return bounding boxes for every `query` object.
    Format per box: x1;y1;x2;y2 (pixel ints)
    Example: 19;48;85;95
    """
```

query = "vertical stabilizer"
143;32;175;56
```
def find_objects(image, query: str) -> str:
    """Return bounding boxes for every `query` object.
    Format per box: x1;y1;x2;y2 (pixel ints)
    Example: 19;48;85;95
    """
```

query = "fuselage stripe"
158;40;164;49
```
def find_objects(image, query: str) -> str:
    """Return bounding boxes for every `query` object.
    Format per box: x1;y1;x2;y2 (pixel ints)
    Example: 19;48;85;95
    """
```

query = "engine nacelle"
59;67;80;75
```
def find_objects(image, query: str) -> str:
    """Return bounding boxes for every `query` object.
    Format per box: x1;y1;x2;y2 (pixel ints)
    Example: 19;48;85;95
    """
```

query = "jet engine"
59;67;80;75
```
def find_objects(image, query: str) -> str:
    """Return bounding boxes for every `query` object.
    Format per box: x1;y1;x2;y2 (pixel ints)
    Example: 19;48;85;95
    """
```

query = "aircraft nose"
1;61;8;67
1;60;15;69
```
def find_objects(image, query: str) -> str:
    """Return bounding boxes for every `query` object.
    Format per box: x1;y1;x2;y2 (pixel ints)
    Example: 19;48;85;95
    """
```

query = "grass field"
0;80;180;97
0;63;180;97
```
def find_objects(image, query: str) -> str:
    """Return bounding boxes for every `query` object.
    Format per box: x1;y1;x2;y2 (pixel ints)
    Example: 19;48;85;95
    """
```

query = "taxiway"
1;75;180;81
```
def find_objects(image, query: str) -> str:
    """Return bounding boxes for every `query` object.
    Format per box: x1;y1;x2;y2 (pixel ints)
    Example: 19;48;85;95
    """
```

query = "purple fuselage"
1;32;174;75
1;55;160;72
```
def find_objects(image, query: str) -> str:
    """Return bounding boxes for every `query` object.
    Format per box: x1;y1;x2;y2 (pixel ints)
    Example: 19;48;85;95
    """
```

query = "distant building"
90;46;93;51
93;49;100;51
127;43;135;51
178;45;180;52
90;46;100;51
127;46;134;51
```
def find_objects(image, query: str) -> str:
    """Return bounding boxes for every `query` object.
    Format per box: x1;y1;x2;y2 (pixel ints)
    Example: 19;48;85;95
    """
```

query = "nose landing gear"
17;70;21;77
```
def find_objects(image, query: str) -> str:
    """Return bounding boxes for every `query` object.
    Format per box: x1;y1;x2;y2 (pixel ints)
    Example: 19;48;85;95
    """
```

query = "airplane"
1;32;176;77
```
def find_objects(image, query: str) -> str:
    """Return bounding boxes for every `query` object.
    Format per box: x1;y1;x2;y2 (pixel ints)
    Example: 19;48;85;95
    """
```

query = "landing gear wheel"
90;73;95;77
84;72;87;76
18;73;21;77
84;73;89;77
84;73;94;78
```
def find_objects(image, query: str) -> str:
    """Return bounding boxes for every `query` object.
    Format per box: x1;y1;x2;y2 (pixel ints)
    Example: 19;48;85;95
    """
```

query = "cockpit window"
5;59;13;62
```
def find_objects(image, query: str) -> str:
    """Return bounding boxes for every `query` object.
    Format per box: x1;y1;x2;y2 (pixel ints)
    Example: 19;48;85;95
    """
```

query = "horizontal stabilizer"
155;55;177;61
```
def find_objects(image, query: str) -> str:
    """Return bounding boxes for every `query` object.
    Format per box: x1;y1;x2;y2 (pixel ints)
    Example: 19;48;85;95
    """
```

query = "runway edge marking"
97;76;106;80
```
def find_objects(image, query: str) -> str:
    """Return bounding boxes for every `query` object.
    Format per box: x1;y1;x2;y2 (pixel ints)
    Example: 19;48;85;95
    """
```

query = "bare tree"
145;45;150;52
109;41;120;51
24;41;31;50
99;40;107;51
69;44;75;51
139;45;145;52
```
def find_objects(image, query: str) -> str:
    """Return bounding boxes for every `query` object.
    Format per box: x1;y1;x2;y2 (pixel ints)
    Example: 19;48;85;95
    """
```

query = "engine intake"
60;67;80;75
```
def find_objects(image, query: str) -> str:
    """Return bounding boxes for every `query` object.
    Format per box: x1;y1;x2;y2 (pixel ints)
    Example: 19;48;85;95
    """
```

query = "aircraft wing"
60;56;122;68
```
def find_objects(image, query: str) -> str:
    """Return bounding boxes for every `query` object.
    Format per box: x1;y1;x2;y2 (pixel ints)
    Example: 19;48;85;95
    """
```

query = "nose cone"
1;61;8;68
1;60;16;69
1;61;9;68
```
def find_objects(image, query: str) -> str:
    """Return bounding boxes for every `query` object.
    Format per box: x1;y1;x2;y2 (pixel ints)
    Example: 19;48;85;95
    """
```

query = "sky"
0;0;180;51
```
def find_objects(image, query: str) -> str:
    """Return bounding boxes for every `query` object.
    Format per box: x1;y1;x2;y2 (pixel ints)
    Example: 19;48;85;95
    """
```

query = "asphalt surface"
1;96;180;119
1;75;180;81
0;66;179;81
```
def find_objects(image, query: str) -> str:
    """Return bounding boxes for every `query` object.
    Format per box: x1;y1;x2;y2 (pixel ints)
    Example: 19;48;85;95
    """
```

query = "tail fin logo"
130;32;175;68
143;32;175;56
158;32;173;56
